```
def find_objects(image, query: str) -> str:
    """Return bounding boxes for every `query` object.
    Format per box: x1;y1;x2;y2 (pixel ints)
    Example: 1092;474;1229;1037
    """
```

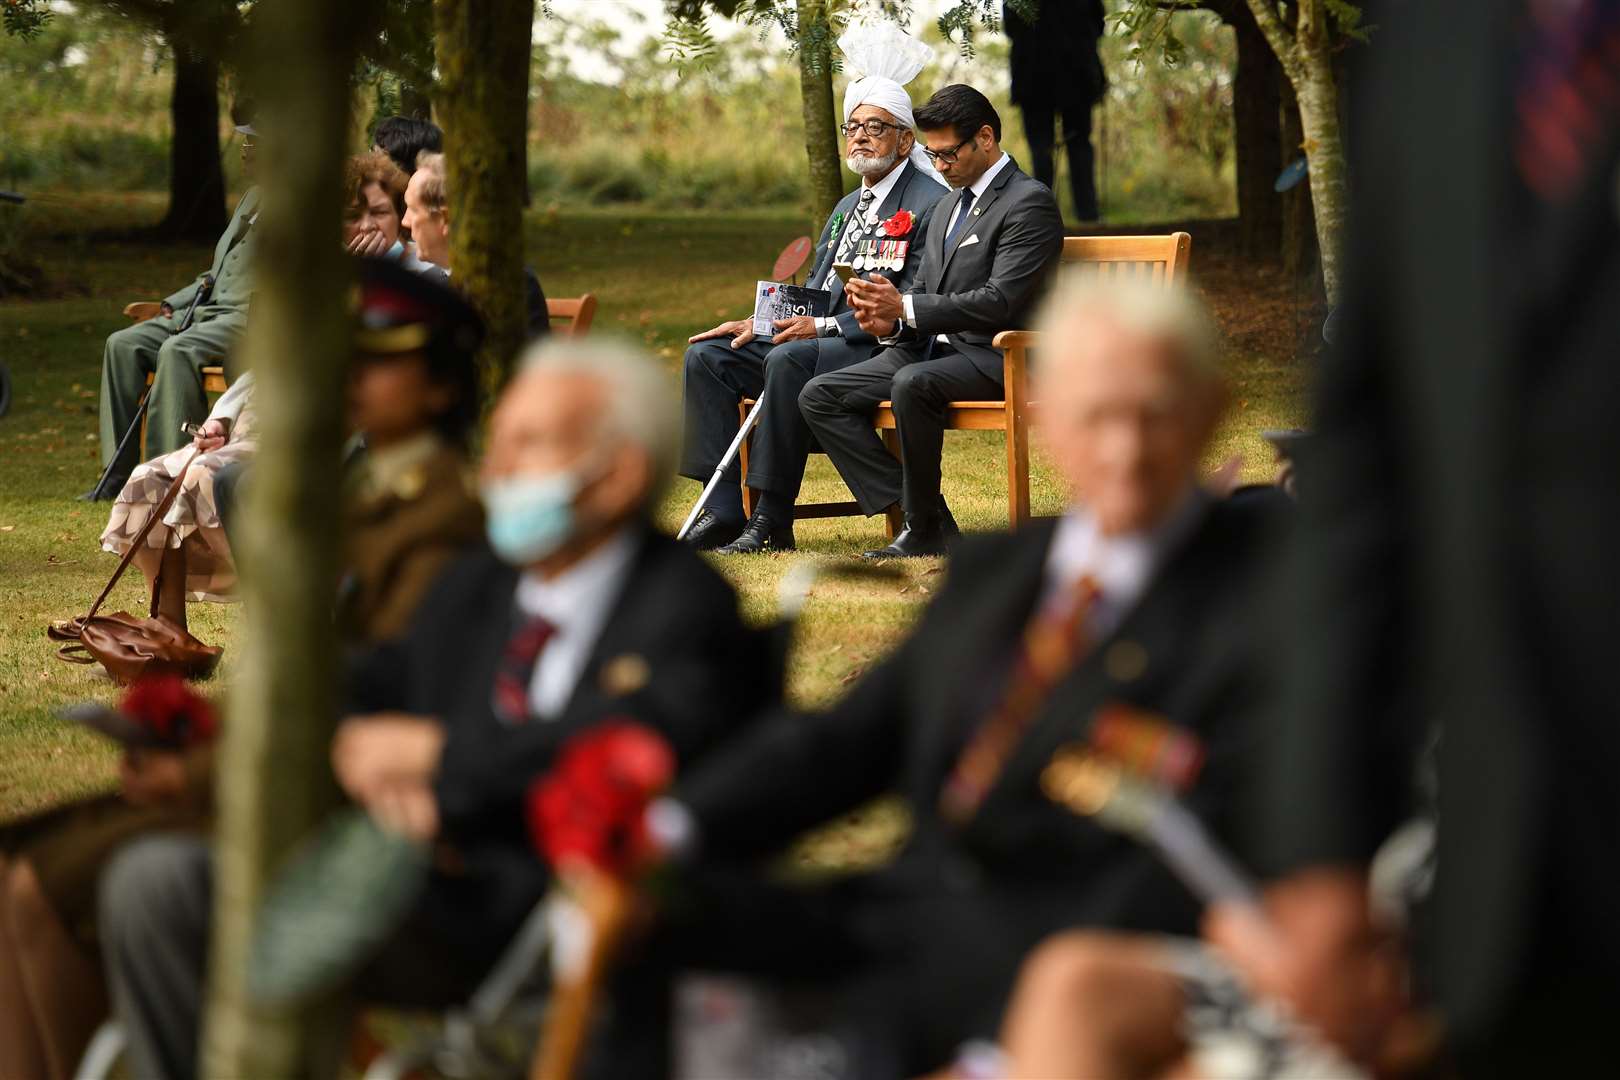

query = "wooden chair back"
547;294;598;338
1056;232;1192;285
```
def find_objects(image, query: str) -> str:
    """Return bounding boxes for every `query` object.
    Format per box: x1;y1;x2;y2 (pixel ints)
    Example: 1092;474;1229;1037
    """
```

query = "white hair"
1033;271;1223;391
517;337;682;498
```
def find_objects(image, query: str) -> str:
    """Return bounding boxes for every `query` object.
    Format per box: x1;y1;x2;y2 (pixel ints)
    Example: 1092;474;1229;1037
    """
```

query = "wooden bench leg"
735;402;755;518
880;428;903;539
1006;410;1030;528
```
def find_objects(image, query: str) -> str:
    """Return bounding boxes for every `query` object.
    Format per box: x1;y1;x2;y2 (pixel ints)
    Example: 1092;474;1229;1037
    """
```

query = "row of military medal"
847;234;912;273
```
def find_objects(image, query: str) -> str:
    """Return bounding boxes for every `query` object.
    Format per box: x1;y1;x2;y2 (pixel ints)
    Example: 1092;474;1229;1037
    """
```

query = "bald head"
1032;275;1227;535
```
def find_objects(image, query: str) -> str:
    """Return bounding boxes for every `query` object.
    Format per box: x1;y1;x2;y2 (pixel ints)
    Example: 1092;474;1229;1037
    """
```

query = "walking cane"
84;274;214;501
675;397;767;540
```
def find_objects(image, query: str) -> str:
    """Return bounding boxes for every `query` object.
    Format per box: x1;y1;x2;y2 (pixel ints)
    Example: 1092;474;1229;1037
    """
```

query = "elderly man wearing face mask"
93;341;778;1080
679;20;948;553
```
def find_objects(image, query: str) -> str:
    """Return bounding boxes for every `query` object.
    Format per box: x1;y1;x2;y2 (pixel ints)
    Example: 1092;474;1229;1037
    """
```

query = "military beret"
352;256;485;372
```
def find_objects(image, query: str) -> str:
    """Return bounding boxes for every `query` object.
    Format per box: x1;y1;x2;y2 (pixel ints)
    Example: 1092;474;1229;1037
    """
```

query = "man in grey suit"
679;98;947;553
86;125;260;500
804;84;1065;557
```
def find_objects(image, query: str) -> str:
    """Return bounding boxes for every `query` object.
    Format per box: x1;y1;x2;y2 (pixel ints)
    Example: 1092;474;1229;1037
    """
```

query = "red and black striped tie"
491;614;556;724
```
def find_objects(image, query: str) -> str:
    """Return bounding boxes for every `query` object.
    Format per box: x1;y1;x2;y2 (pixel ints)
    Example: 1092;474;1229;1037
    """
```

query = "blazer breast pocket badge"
600;653;651;697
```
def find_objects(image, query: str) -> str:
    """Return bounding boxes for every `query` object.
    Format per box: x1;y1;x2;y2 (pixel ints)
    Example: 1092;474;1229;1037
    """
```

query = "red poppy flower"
121;675;219;746
882;209;914;237
525;721;676;877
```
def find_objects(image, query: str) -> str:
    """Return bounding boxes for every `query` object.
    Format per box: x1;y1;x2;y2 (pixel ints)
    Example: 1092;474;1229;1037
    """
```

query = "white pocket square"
957;234;982;249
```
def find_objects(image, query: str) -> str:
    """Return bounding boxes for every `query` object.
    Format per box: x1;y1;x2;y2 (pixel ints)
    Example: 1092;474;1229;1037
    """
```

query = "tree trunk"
1278;75;1315;278
1227;7;1282;261
797;0;845;227
156;42;228;243
1240;0;1347;302
434;0;536;399
200;0;371;1074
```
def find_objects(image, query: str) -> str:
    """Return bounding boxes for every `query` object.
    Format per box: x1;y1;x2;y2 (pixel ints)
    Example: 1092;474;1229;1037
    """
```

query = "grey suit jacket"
802;161;948;348
897;157;1065;378
162;186;260;327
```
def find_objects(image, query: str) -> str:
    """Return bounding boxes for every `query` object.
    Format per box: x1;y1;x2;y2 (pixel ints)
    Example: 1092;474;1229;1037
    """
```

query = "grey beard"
846;148;899;178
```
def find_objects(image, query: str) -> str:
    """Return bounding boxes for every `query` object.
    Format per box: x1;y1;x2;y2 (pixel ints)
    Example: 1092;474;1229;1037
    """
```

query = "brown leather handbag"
48;450;224;685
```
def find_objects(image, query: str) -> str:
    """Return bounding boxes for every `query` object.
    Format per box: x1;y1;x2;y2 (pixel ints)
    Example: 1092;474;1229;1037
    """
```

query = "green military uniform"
98;187;260;482
340;432;486;643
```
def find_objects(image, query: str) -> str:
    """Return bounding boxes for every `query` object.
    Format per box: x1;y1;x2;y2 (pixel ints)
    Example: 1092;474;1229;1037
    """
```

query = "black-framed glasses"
922;137;973;166
840;119;905;139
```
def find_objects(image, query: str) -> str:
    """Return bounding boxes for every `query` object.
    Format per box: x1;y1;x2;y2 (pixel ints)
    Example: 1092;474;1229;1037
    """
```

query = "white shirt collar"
968;151;1014;201
514;528;638;630
1042;486;1208;636
857;160;906;218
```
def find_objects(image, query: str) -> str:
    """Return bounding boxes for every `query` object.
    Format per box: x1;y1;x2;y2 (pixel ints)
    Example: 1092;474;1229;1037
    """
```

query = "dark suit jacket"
348;528;777;961
1004;0;1106;109
893;158;1065;379
802;160;947;350
677;498;1285;1065
1261;0;1620;1040
417;265;549;341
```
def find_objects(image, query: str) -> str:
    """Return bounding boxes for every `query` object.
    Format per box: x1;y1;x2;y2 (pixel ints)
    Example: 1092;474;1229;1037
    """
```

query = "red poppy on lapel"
882;209;915;237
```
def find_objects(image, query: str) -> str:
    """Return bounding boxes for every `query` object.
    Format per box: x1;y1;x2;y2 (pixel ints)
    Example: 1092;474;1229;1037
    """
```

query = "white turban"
838;17;949;189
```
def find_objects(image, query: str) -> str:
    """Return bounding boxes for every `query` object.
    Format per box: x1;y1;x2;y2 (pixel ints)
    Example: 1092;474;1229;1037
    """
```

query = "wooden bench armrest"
992;330;1040;350
124;301;164;323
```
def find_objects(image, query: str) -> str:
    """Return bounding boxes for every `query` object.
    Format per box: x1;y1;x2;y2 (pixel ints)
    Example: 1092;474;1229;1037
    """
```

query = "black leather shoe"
716;511;796;554
76;481;121;502
862;519;951;559
683;509;743;551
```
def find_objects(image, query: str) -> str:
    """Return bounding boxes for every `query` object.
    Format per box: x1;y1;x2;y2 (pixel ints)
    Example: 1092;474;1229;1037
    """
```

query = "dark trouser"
680;336;867;520
100;835;540;1080
800;345;1002;521
98;314;244;483
1022;100;1099;221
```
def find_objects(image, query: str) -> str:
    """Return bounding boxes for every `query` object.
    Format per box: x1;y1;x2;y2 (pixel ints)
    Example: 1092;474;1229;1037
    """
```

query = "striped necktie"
824;188;876;291
491;613;556;724
939;573;1101;825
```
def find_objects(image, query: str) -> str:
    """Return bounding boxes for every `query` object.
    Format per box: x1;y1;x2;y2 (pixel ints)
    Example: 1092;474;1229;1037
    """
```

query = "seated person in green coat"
84;124;261;501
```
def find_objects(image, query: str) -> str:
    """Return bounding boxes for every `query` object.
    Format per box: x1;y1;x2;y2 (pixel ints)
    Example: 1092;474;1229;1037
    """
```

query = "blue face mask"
481;468;589;566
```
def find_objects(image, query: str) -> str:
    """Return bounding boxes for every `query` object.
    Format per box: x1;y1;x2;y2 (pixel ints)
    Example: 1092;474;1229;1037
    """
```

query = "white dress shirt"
814;162;910;336
512;529;639;721
898;150;1016;336
1039;488;1208;641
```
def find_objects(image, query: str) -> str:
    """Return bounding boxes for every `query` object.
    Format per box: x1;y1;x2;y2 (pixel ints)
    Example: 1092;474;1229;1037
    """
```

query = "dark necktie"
1515;0;1620;201
939;574;1101;825
944;187;979;251
491;613;557;724
825;188;877;292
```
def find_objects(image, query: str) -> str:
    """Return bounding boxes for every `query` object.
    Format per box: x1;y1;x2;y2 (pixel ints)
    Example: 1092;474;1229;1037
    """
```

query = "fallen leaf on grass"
0;525;15;532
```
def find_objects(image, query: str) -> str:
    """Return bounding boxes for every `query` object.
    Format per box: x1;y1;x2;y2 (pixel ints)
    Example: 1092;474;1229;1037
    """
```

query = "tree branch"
1241;0;1297;76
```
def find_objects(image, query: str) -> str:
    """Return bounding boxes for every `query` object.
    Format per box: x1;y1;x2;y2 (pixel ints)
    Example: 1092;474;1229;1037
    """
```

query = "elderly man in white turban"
677;19;948;554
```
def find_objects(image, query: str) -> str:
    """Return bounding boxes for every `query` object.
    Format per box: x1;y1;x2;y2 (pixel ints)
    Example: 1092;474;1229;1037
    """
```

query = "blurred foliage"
4;3;1239;223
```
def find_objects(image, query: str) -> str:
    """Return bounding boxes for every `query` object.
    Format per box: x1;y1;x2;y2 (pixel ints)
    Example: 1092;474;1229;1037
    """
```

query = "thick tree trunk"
434;0;536;398
156;43;228;243
1241;0;1346;301
1227;8;1283;260
797;0;845;227
200;0;371;1074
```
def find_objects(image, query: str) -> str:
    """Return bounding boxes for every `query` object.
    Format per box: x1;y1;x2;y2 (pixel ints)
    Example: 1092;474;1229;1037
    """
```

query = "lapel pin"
1103;640;1149;683
600;653;651;697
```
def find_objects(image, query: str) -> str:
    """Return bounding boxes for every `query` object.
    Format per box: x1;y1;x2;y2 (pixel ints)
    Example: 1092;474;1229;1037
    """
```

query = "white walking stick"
676;399;767;540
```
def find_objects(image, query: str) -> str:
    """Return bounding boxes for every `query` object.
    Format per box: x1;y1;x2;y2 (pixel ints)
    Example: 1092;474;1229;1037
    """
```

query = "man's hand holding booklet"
751;281;831;341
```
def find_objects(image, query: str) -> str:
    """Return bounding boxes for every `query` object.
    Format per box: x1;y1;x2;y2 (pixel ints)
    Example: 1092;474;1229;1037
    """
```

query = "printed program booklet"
751;281;831;339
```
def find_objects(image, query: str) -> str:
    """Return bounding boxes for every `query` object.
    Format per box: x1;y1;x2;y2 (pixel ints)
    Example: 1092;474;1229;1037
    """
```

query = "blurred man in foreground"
605;275;1286;1077
1205;2;1620;1075
98;339;774;1080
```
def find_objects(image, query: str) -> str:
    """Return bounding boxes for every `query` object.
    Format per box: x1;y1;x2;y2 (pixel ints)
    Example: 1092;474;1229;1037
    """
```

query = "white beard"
846;147;899;178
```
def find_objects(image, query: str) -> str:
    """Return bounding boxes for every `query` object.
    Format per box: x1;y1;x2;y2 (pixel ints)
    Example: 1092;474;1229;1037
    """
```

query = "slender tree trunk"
434;0;536;399
156;42;228;243
797;0;845;227
1241;0;1346;302
200;0;372;1074
1226;6;1282;260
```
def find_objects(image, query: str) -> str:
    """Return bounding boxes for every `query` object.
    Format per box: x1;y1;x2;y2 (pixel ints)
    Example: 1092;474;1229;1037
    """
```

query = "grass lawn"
0;194;1309;833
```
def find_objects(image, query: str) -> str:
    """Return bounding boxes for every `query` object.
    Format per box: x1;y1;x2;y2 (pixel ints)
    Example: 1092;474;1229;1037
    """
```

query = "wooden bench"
738;233;1193;536
547;293;598;337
